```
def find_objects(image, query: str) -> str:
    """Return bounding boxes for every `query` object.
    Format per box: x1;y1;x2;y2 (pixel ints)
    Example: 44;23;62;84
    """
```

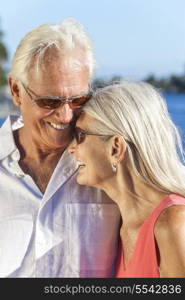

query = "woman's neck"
100;167;168;227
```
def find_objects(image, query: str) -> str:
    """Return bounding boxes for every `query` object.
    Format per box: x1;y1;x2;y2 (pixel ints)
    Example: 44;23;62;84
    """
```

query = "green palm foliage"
0;23;8;88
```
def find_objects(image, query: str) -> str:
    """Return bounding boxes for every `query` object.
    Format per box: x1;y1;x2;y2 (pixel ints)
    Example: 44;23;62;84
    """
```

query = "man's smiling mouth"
47;121;69;130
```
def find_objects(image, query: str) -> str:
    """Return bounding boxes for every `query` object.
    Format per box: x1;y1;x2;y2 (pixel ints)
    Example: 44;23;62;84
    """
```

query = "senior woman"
69;81;185;278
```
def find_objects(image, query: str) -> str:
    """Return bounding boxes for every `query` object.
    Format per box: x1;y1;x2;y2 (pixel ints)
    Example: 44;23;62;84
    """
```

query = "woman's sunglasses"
74;127;112;144
21;82;92;110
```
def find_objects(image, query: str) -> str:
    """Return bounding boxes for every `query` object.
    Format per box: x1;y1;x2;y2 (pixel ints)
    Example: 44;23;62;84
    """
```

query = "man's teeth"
48;122;69;130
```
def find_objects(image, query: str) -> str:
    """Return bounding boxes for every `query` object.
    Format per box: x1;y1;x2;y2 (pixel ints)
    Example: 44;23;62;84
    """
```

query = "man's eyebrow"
26;86;90;99
70;91;89;98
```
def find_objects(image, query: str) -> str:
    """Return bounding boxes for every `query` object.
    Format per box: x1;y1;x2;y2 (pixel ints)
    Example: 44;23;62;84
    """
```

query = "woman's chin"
76;174;86;185
76;173;93;187
77;175;98;189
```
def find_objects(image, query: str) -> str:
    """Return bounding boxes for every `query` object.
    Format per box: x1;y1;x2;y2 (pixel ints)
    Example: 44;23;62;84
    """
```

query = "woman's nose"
68;138;77;154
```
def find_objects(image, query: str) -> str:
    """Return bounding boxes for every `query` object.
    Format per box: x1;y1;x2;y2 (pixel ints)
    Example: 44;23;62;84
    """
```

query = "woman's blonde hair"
83;81;185;196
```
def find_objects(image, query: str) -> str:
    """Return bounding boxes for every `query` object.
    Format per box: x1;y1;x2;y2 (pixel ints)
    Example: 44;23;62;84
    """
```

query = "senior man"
0;19;120;277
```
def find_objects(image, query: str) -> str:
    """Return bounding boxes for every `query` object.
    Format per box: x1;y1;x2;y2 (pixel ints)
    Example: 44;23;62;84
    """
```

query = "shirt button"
13;172;24;178
11;150;20;161
17;174;24;178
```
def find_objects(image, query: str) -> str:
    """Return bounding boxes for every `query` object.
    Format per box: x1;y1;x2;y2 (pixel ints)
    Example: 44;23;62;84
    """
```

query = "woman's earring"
112;163;117;173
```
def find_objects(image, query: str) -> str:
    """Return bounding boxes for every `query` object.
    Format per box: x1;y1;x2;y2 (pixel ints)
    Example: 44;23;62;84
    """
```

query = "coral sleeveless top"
116;194;185;278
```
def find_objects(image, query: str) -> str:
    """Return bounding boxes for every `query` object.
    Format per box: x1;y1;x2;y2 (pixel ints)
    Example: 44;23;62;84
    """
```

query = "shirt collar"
0;115;23;160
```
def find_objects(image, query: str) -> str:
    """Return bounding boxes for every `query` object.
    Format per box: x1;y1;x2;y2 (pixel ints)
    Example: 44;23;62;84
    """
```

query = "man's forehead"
29;60;89;83
28;61;89;84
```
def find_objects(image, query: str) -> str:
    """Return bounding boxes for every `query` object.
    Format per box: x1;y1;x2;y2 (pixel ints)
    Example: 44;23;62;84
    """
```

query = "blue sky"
1;0;185;79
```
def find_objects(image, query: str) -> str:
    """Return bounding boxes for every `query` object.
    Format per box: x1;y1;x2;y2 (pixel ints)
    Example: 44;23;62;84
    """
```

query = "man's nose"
54;103;74;123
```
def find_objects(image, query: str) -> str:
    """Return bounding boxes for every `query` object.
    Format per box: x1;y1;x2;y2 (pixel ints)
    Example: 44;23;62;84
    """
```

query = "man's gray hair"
83;81;185;197
9;18;96;82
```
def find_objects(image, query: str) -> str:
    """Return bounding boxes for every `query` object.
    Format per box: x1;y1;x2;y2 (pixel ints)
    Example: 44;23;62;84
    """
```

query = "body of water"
163;93;185;149
0;92;185;148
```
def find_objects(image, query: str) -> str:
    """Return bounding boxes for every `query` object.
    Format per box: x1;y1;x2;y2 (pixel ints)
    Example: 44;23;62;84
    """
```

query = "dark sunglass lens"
70;94;92;108
75;129;86;144
79;132;86;144
36;98;61;109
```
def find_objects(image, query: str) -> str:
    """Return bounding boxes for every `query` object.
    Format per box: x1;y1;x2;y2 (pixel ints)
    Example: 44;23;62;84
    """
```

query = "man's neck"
13;128;67;193
13;127;66;163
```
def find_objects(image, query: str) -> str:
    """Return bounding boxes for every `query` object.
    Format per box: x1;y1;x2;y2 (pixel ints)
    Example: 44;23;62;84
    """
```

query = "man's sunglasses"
21;82;92;110
74;127;112;144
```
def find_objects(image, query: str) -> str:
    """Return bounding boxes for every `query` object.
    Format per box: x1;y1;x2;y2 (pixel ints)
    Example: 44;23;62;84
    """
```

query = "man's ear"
8;77;22;106
110;135;127;164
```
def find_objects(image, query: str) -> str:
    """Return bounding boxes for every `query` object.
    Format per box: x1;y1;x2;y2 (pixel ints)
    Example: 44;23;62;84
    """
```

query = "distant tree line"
0;20;8;89
92;73;185;94
144;73;185;94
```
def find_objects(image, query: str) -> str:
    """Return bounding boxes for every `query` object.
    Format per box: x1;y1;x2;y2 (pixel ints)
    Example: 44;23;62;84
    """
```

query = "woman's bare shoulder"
155;204;185;234
154;204;185;277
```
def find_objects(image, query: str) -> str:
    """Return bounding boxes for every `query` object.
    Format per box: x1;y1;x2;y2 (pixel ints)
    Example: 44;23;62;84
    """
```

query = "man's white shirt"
0;116;120;277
